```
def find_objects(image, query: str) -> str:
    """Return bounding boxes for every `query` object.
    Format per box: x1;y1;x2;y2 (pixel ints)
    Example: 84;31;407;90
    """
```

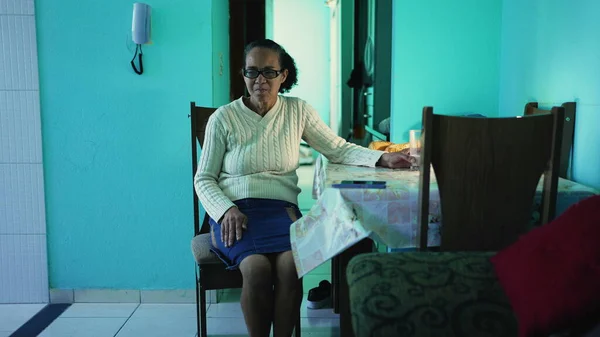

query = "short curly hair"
243;39;299;94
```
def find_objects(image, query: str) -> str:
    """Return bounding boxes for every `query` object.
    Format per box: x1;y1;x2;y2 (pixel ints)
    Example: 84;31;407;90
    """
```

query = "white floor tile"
130;303;197;319
206;302;243;318
206;297;339;336
38;317;127;337
0;302;338;337
299;317;340;336
203;317;338;337
206;317;249;336
59;303;139;318
115;316;196;337
0;303;45;331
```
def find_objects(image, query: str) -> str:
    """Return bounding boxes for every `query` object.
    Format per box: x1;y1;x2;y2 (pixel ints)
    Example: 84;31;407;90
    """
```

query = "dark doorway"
229;0;266;101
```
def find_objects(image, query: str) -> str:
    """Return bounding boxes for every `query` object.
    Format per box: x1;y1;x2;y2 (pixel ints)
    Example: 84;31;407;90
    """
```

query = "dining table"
290;155;599;337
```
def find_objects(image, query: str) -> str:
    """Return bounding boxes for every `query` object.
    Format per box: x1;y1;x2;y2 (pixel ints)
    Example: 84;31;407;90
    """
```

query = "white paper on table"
290;188;371;278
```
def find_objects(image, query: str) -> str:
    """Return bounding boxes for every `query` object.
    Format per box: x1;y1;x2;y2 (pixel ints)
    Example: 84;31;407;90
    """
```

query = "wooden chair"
524;102;576;179
189;102;301;337
418;106;564;251
346;106;567;337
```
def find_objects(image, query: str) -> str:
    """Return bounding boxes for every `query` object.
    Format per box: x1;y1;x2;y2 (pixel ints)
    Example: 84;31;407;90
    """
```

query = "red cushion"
490;195;600;337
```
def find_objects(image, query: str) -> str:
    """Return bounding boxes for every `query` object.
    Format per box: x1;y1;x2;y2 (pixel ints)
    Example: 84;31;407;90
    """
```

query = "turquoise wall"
36;0;221;289
212;0;231;106
273;0;331;124
390;0;503;143
499;0;600;189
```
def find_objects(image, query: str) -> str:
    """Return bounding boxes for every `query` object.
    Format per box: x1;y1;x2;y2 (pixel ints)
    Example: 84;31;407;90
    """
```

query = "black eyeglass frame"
242;68;283;79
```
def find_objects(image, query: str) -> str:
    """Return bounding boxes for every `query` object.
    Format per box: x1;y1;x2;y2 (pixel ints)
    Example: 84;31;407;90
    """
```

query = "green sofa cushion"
347;252;517;337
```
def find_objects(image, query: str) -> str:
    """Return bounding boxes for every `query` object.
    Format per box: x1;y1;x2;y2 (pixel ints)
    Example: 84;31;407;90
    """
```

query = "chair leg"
295;311;301;337
195;277;201;337
200;281;207;337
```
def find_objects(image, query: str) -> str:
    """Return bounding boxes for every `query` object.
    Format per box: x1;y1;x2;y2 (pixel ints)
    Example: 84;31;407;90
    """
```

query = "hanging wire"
131;44;144;75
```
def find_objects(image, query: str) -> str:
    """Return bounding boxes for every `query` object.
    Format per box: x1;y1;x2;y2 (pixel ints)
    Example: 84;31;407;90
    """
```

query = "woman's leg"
239;254;275;337
272;251;303;337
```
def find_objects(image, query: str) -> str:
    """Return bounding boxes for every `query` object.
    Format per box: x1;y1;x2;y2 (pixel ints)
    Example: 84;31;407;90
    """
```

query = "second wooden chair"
418;106;565;251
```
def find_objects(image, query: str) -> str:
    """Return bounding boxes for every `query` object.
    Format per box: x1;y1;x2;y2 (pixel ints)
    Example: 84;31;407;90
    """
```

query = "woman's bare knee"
240;254;274;289
274;251;300;286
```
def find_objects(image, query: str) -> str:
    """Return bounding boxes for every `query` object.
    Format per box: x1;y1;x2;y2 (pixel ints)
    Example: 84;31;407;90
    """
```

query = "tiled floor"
0;304;46;336
1;165;327;337
0;290;339;337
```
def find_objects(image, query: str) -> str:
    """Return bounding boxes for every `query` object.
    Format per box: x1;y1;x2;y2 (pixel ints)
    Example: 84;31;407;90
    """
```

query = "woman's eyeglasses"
243;69;282;79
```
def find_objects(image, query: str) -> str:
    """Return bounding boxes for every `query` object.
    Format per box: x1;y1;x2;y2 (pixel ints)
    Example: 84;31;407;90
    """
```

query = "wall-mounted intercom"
131;3;152;75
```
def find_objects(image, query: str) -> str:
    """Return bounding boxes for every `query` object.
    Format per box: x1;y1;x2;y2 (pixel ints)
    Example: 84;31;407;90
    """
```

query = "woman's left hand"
377;152;416;169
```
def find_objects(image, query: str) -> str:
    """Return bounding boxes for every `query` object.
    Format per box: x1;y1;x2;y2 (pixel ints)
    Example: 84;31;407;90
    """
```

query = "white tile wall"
0;235;48;303
0;0;35;15
0;91;43;163
0;164;46;234
0;0;48;303
0;15;39;90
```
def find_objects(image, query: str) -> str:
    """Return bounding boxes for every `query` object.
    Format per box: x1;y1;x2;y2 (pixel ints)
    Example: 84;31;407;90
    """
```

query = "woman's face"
243;47;288;102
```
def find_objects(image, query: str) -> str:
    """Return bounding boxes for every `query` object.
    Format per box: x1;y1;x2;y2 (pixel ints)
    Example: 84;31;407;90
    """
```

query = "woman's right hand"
220;207;248;247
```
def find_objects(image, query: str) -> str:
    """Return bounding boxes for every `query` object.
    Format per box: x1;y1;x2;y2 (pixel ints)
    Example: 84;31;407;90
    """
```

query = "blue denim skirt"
209;198;302;270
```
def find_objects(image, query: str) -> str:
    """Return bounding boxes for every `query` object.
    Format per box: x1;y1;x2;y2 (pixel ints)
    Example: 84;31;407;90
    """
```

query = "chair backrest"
418;106;564;251
364;125;390;142
190;102;217;235
524;102;576;179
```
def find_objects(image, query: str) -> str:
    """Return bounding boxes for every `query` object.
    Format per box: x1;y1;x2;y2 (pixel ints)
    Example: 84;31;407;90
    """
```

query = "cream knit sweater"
194;95;385;222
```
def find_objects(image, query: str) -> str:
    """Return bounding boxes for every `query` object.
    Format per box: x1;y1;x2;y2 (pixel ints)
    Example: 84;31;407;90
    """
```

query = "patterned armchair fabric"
347;252;518;337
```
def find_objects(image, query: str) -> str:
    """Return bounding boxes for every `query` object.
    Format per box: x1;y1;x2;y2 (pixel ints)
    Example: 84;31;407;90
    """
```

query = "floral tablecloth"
291;156;599;277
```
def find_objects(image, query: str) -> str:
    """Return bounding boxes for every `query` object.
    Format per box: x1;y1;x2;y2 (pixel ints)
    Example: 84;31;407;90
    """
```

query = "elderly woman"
194;39;412;337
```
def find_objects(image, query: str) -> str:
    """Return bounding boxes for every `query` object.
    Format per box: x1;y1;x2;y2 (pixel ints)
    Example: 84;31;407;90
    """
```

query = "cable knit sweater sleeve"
301;100;385;167
193;112;236;222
